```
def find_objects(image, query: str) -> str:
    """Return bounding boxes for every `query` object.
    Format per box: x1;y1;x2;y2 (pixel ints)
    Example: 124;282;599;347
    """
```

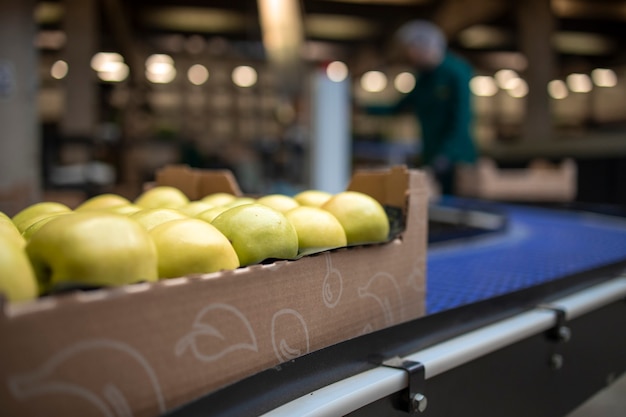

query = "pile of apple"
0;186;390;303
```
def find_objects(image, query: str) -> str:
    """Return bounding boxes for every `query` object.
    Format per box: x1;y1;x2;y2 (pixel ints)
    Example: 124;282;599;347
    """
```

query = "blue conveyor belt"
427;200;626;314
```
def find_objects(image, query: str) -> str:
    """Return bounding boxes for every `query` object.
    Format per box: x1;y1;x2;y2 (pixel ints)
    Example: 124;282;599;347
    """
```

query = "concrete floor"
567;373;626;417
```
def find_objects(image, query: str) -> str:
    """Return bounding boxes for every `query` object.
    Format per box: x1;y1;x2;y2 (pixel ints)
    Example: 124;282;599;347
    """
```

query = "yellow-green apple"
12;202;71;233
0;212;26;248
321;191;389;245
256;194;300;213
149;218;239;279
179;201;214;217
195;206;231;224
106;204;143;215
294;190;333;207
75;193;131;211
21;212;72;241
135;186;189;209
17;210;73;237
130;208;188;231
211;203;298;266
201;192;237;207
26;212;158;293
223;197;256;208
285;206;347;252
0;234;39;302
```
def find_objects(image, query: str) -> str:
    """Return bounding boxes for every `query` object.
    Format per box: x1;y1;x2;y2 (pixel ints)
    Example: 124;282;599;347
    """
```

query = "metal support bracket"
538;304;571;343
382;357;427;414
537;305;571;370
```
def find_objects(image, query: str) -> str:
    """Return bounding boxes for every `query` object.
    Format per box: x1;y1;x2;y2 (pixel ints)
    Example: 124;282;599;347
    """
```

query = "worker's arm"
363;83;418;116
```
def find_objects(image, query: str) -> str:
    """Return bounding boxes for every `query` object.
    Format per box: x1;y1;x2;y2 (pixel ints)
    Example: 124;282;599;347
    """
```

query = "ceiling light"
548;80;568;99
146;67;176;84
502;77;523;91
394;72;416;93
494;69;519;89
469;76;498;97
146;54;176;84
34;2;64;25
91;53;129;82
50;60;68;80
232;66;258;88
458;25;512;49
553;31;614;56
326;61;348;82
91;52;124;72
360;71;387;93
146;54;174;68
305;14;378;40
507;78;528;98
258;0;304;64
553;0;626;20
142;7;246;34
566;73;592;93
98;61;129;82
188;64;209;85
591;68;617;87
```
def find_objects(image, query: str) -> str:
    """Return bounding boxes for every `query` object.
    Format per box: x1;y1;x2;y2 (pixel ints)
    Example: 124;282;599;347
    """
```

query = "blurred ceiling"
36;0;626;73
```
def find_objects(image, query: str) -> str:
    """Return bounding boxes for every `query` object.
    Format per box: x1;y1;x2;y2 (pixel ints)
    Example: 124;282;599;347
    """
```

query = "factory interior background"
1;0;626;213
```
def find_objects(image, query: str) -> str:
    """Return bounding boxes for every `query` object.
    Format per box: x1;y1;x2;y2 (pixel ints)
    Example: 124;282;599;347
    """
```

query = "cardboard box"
456;157;577;202
0;165;428;417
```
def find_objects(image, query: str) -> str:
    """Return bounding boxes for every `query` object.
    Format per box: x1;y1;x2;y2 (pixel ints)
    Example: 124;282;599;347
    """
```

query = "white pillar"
0;0;41;215
310;68;351;193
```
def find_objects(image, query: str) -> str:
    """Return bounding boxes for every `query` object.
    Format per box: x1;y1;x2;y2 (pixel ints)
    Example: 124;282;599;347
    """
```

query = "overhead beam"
432;0;509;39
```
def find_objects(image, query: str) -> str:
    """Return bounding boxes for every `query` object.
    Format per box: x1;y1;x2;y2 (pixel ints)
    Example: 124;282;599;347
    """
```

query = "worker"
367;20;477;194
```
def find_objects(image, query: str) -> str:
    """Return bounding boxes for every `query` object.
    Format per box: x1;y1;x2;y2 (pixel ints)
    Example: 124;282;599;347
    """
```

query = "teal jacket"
368;52;477;166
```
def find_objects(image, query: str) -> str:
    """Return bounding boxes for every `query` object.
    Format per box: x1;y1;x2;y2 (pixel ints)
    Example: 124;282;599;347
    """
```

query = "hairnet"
396;20;446;54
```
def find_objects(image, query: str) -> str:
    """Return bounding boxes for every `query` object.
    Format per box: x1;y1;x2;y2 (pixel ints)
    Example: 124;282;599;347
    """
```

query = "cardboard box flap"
196;170;242;198
155;165;242;199
348;165;410;211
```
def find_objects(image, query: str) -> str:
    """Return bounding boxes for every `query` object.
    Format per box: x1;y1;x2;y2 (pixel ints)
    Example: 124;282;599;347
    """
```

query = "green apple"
17;210;73;237
0;234;38;302
201;192;237;207
256;194;300;213
0;213;26;248
211;203;298;266
285;206;347;252
75;193;131;212
223;197;256;208
21;212;72;241
294;190;333;207
135;186;189;209
321;191;389;245
106;204;143;215
130;208;188;231
12;202;71;233
26;212;158;293
179;201;214;217
195;206;231;224
149;218;239;279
